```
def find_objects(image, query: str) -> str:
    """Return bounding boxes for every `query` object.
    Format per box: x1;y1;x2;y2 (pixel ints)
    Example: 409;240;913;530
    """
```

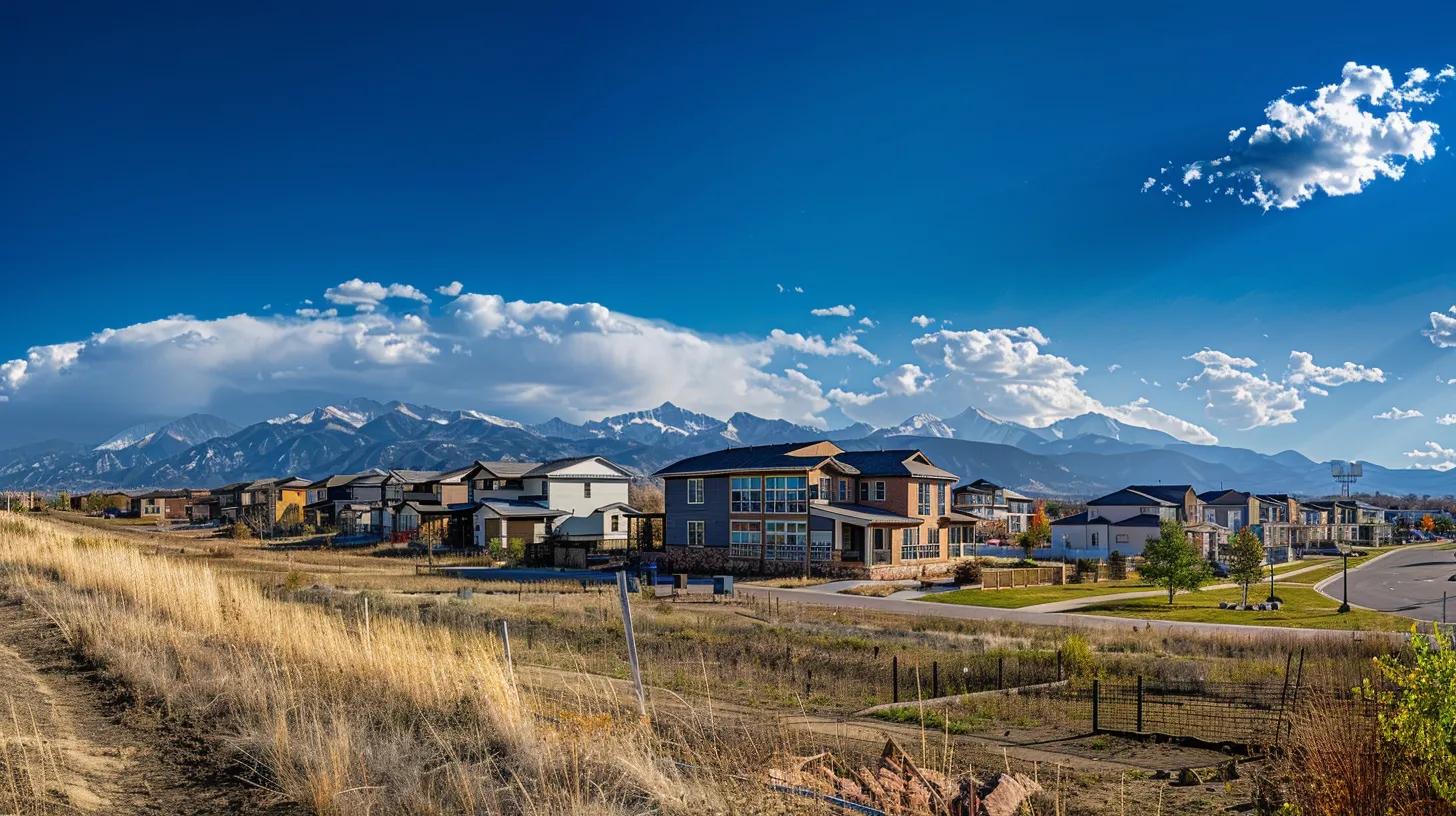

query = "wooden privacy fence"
980;565;1065;589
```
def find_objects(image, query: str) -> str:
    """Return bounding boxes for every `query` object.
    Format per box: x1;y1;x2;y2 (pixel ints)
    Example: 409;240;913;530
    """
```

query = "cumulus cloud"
1182;348;1384;429
0;289;862;443
436;281;464;297
766;329;882;364
324;278;432;312
1405;441;1456;463
1153;62;1453;211
810;304;855;317
1424;307;1456;348
911;315;935;328
874;364;935;397
1436;414;1456;425
1373;407;1423;420
858;317;877;328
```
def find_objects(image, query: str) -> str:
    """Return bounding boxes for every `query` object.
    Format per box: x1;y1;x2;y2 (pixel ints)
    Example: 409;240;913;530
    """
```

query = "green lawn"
1282;555;1375;586
919;579;1149;609
1078;585;1409;631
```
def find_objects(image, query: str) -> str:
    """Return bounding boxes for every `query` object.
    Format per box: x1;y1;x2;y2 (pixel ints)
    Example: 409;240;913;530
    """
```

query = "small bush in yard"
1059;634;1095;677
953;559;983;586
227;522;254;540
1368;626;1456;804
1107;550;1127;580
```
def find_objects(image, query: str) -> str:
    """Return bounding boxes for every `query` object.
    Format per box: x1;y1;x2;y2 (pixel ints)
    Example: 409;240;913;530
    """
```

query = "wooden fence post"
997;655;1004;689
932;661;939;698
1091;678;1101;733
1135;675;1144;733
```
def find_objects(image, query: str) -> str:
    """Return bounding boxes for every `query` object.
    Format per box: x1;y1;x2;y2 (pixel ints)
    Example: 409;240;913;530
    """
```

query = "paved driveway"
1319;546;1456;623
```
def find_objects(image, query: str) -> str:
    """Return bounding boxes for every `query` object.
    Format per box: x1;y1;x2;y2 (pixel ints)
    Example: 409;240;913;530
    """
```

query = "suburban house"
459;456;639;561
301;470;402;535
1050;485;1198;560
69;490;133;513
951;479;1034;535
132;489;191;521
654;441;962;578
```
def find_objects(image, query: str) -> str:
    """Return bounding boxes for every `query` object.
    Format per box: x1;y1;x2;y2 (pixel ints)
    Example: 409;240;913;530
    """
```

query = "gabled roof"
394;501;476;515
523;455;633;479
390;469;444;483
305;473;358;490
1051;510;1090;526
955;478;1003;494
1125;485;1193;504
135;489;188;499
1088;487;1175;507
1112;513;1163;527
466;460;541;480
653;441;851;477
834;450;957;480
475;499;569;519
1197;489;1250;506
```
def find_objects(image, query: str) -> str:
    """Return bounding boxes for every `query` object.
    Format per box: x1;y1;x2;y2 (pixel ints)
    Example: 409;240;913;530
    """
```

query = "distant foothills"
2;397;1453;497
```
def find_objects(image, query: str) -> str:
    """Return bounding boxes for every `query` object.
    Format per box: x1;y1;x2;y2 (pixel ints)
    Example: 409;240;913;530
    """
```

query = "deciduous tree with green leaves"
1225;527;1265;608
1139;520;1212;604
1018;501;1052;560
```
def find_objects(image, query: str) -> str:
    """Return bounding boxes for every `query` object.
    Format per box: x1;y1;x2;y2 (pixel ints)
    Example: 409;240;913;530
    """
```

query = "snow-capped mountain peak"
879;413;955;438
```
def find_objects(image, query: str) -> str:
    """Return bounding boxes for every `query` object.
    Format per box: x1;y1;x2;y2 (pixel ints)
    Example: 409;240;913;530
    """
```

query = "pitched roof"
1125;485;1192;504
1051;510;1090;526
523;456;632;479
1088;487;1175;507
653;442;850;477
475;498;569;519
810;503;920;525
305;473;358;490
390;469;444;483
1112;513;1164;527
1197;489;1250;506
834;450;957;480
469;460;541;480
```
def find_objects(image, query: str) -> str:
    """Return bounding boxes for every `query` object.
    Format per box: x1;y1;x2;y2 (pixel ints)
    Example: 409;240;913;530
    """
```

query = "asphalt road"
1323;546;1456;623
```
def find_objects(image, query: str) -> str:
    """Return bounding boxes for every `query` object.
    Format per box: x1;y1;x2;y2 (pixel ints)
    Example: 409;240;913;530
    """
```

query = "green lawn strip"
919;579;1148;609
1284;556;1375;586
1077;585;1408;631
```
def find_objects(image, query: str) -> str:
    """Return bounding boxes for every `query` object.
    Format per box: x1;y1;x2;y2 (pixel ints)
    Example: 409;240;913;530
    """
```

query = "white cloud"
911;315;935;328
1373;406;1423;420
1436;414;1456;425
766;329;882;364
436;281;464;297
1155;61;1453;210
1413;461;1456;472
1182;348;1385;429
1405;441;1456;460
0;289;855;443
1107;363;1121;373
810;304;855;317
1286;350;1385;387
324;278;432;312
1424;307;1456;348
873;364;935;397
858;317;877;328
295;308;338;319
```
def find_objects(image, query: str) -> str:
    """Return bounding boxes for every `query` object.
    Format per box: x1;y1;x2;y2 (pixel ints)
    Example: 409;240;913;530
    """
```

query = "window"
859;481;869;501
917;482;931;515
610;515;620;533
872;528;885;548
764;520;807;561
810;530;833;562
838;479;848;502
730;477;761;513
949;526;962;545
818;477;831;500
583;482;592;499
900;527;939;560
764;476;807;514
1090;532;1099;547
730;521;761;559
928;528;940;544
937;483;946;516
1114;533;1129;544
874;481;886;501
686;520;705;547
687;478;704;505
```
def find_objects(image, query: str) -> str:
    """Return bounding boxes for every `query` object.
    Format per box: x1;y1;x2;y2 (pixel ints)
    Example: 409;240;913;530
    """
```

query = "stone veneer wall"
655;546;962;580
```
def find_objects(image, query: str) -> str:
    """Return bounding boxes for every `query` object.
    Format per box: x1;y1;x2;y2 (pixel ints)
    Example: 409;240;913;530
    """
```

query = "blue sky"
3;2;1456;466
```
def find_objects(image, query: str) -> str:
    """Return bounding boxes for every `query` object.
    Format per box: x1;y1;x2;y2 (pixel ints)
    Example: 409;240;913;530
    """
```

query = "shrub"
1107;550;1127;580
1059;634;1095;677
1073;558;1099;584
228;522;254;540
953;559;983;586
1369;626;1456;804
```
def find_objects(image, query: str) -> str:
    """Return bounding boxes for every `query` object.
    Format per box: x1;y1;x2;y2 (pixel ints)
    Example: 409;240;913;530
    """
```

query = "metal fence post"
997;655;1005;689
498;619;514;683
932;661;939;698
616;570;647;718
1135;675;1144;733
892;655;899;704
1091;678;1101;733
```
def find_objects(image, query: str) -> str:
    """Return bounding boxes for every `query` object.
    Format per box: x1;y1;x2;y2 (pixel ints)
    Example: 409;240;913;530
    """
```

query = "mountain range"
3;397;1453;498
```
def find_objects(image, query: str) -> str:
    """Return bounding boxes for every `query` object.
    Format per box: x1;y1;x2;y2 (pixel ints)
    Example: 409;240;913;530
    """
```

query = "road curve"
1318;546;1456;623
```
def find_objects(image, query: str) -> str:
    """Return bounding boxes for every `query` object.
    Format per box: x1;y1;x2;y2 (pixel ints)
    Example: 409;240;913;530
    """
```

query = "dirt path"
0;592;296;815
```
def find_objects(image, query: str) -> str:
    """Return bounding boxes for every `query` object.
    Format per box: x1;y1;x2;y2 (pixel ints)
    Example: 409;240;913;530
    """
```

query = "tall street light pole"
1337;551;1351;614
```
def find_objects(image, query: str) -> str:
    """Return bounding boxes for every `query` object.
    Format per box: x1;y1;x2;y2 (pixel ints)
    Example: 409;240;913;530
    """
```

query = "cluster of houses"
654;440;1400;579
50;438;1416;578
65;457;645;565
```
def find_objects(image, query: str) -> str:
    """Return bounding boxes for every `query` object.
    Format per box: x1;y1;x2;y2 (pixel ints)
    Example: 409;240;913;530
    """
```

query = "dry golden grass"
0;513;749;815
0;696;65;816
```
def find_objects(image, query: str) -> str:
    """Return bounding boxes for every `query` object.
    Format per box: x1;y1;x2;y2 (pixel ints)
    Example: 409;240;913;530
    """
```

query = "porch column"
499;516;509;551
833;519;842;562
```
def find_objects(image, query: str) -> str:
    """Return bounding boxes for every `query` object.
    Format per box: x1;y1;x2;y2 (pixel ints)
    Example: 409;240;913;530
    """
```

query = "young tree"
1420;513;1436;534
1435;515;1456;536
1225;527;1265;608
1139;520;1212;604
1019;501;1052;559
1106;550;1127;581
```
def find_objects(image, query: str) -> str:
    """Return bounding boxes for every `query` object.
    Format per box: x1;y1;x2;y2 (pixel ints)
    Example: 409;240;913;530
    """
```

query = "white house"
1050;485;1196;560
461;456;639;550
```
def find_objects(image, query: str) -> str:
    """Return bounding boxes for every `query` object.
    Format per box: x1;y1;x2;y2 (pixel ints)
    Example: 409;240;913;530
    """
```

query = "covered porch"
810;503;921;567
473;499;567;556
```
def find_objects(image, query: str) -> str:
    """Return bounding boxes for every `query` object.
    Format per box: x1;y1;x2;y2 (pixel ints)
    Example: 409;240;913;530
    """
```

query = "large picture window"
764;476;807;514
730;476;761;513
764;520;807;561
729;521;761;559
901;526;939;560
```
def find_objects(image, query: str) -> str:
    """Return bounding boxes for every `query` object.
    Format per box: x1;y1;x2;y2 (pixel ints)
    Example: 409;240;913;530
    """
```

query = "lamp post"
1337;551;1351;614
1268;556;1277;603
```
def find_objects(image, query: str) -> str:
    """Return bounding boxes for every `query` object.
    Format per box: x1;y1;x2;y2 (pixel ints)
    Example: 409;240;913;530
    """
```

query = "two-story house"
951;479;1034;534
459;457;637;554
654;441;960;578
1051;485;1198;560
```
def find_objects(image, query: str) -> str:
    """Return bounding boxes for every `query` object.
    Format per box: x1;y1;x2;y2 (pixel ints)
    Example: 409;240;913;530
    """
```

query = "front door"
871;527;888;564
842;524;864;562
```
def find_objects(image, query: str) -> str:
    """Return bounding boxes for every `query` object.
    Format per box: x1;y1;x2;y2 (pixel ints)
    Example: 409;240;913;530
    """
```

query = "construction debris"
766;738;1042;816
